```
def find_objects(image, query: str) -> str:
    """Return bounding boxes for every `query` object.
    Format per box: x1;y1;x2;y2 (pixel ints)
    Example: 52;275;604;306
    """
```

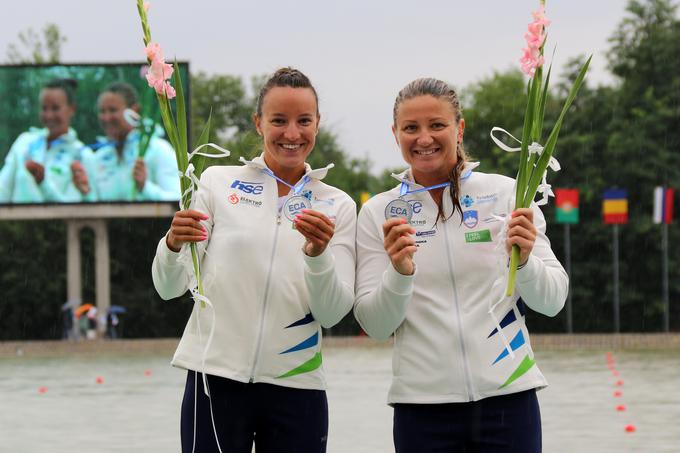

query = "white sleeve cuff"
517;254;541;283
156;233;182;266
383;263;415;295
303;247;334;274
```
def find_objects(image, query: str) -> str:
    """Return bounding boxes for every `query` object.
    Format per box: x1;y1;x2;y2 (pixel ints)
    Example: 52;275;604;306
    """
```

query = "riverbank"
2;333;680;358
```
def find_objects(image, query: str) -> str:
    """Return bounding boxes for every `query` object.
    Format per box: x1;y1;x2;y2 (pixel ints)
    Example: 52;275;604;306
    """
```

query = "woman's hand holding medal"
70;161;90;195
294;209;335;257
25;160;45;184
133;158;147;191
166;209;209;253
382;217;417;276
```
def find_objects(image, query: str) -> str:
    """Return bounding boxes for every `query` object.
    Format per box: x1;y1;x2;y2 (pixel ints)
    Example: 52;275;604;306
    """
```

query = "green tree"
461;69;530;176
601;0;680;331
6;23;66;64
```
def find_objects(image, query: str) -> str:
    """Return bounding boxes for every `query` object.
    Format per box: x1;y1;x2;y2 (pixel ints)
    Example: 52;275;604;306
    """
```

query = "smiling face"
254;86;319;181
39;88;75;141
97;91;136;142
392;95;464;186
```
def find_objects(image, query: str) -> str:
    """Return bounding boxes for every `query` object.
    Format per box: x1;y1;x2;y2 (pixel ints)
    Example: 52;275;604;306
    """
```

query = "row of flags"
555;187;675;225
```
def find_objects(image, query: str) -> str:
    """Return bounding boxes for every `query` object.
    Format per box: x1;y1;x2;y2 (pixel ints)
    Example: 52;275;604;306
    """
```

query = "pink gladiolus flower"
532;5;551;26
519;4;550;77
144;42;163;62
146;56;176;99
143;1;151;12
140;65;149;79
162;83;176;99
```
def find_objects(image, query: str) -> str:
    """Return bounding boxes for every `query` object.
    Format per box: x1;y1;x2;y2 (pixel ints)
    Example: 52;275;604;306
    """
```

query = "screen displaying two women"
0;64;185;205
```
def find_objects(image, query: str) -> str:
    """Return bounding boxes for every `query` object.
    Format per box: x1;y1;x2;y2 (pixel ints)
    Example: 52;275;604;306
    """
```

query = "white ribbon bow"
489;127;560;206
487;212;516;360
178;143;231;210
175;142;230;398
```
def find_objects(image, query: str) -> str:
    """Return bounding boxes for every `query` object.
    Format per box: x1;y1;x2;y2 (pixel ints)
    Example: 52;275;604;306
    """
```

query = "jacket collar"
239;153;334;182
31;127;79;144
390;161;481;188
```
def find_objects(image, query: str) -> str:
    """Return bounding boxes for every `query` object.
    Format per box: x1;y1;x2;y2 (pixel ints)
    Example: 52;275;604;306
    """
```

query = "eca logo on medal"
228;193;240;204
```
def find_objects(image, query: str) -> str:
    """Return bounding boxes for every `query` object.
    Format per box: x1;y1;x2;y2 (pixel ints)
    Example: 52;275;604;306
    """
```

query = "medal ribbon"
261;168;311;196
399;180;450;197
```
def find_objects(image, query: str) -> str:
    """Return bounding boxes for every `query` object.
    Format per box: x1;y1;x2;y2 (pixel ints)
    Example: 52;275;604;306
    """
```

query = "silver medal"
384;198;413;222
283;195;312;221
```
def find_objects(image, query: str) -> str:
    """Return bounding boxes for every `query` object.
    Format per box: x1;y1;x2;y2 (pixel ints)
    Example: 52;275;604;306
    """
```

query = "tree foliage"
6;23;66;64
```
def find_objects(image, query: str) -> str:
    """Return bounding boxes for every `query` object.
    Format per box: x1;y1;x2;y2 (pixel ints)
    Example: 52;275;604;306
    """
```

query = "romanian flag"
555;189;579;224
653;187;674;224
603;189;628;224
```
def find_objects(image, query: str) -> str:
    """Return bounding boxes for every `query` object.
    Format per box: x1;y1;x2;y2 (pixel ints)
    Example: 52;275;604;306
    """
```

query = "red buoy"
613;391;622;397
625;425;636;433
95;376;104;384
616;405;626;411
615;380;624;386
37;386;48;394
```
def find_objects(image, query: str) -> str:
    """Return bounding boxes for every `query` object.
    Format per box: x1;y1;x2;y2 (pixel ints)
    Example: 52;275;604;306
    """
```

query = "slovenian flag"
603;189;628;224
653;187;674;224
555;189;579;224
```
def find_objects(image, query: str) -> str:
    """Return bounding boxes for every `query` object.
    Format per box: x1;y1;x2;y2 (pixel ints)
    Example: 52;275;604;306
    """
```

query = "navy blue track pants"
181;371;328;453
393;389;542;453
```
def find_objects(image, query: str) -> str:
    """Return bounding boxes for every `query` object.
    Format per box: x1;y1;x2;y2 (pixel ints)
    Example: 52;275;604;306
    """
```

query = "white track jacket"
355;165;568;404
152;155;356;390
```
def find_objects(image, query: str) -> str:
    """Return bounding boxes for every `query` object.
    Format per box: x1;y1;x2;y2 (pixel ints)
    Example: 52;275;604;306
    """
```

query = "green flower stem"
504;2;591;297
136;0;208;308
506;245;521;297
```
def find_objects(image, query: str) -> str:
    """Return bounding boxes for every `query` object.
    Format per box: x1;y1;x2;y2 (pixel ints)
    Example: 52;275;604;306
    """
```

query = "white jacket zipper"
442;218;476;400
248;211;282;383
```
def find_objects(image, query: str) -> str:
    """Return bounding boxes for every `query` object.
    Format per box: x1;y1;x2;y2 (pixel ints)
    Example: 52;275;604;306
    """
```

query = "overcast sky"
0;0;651;172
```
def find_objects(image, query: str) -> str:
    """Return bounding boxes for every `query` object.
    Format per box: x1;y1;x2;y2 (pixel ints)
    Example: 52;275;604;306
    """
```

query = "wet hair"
101;82;139;107
255;67;319;117
393;77;469;222
43;78;78;105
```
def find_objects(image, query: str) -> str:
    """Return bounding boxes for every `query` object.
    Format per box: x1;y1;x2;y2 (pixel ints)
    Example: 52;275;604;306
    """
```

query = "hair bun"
62;78;78;90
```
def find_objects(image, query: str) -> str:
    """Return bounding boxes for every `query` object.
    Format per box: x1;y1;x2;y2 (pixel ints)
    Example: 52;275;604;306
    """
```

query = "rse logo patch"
230;180;264;195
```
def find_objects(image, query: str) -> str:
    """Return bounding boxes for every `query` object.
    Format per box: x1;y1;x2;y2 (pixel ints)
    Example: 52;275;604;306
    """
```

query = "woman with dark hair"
90;82;179;201
152;67;356;453
0;78;94;203
354;77;568;453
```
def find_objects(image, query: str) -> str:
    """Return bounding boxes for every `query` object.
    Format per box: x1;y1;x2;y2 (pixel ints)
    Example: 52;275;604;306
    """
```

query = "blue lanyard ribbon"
27;136;66;160
399;181;450;197
261;168;311;196
89;133;137;151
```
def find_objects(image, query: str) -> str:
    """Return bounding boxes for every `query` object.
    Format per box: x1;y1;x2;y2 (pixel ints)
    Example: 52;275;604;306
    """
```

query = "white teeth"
281;144;300;150
415;148;438;155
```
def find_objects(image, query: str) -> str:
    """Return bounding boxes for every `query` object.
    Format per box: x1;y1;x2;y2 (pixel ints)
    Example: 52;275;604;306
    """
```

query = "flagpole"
662;222;669;333
613;224;620;333
565;223;573;333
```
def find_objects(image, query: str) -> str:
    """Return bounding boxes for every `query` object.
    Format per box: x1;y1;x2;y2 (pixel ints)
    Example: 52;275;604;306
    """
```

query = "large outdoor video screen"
0;63;189;205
